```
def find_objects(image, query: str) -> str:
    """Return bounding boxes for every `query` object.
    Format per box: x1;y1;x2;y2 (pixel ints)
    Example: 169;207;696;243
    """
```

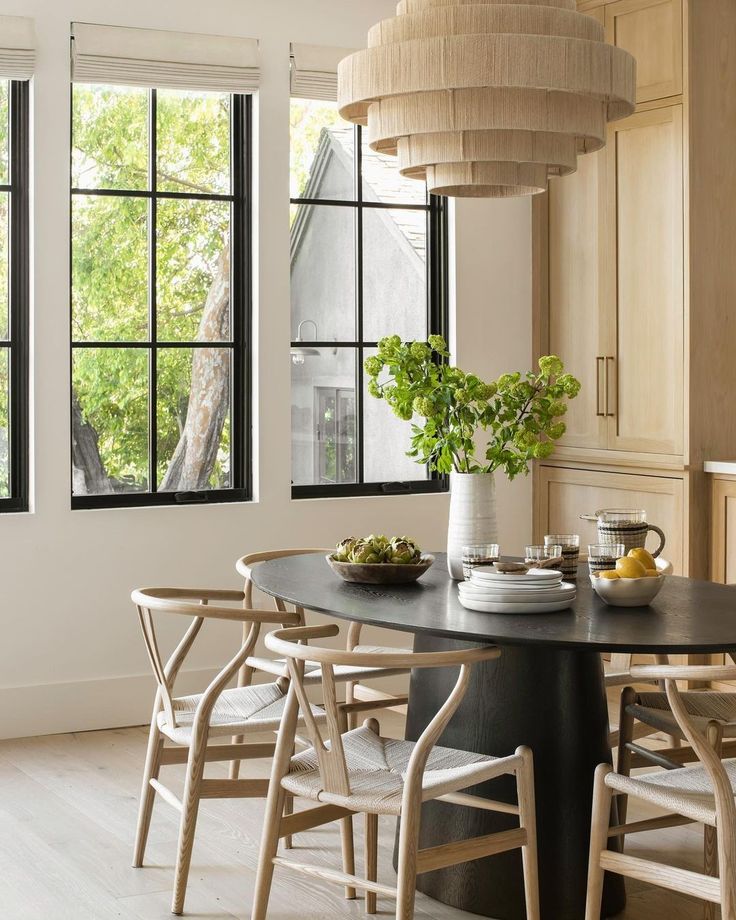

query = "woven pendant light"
337;0;636;197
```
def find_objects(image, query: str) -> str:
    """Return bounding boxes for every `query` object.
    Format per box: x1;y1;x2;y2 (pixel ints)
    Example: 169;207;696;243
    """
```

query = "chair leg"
252;786;287;920
132;720;165;868
365;813;378;914
283;793;294;850
703;722;723;920
229;658;255;779
340;816;357;900
171;741;207;915
615;686;638;832
396;796;422;920
585;765;614;920
516;747;540;920
253;684;301;920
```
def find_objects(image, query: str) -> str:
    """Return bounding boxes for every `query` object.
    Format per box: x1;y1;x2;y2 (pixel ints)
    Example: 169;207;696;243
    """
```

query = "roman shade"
0;16;35;80
290;43;355;102
71;22;260;92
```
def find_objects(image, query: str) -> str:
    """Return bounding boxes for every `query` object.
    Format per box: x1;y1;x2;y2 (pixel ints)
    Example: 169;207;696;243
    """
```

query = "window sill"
71;489;251;511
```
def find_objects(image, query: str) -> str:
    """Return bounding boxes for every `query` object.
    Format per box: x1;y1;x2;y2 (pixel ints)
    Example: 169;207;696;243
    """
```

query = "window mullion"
148;88;158;495
355;124;364;486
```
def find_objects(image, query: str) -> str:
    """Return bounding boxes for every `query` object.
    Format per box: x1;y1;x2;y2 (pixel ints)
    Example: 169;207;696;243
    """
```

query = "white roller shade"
71;22;259;92
0;16;35;80
290;43;355;102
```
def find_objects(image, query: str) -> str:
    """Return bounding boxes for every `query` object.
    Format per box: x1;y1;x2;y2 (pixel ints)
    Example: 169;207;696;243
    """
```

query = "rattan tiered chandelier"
337;0;637;198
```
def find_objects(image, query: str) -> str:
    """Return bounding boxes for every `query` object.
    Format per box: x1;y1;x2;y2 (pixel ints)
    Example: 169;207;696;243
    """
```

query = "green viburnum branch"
364;335;581;479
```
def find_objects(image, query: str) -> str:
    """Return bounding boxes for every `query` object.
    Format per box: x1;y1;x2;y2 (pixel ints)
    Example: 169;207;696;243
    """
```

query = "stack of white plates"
457;568;576;614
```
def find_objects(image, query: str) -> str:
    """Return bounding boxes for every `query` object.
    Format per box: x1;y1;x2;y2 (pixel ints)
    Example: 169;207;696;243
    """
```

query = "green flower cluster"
334;535;423;565
363;335;581;479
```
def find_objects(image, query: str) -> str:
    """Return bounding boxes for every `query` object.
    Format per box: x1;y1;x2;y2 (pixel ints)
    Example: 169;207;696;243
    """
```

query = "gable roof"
291;125;428;267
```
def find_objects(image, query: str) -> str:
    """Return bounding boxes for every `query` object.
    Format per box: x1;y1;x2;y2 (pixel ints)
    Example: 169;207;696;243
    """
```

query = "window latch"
175;491;209;504
381;482;412;494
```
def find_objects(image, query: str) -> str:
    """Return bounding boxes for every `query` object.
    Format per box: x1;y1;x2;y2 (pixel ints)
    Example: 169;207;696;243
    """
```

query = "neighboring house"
290;125;428;486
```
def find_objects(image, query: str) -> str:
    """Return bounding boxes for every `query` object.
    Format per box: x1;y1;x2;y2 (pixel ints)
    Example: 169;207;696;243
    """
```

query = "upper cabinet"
605;104;684;456
605;0;683;102
546;151;607;451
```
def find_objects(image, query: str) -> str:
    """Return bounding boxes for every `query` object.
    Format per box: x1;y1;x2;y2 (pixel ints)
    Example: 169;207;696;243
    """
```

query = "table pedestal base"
399;636;626;920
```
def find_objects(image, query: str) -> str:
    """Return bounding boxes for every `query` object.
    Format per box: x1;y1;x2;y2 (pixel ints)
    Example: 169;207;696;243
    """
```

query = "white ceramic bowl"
591;572;666;607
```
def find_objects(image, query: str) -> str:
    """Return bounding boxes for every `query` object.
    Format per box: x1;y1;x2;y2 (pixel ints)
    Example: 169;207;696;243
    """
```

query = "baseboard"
0;668;412;741
0;668;220;740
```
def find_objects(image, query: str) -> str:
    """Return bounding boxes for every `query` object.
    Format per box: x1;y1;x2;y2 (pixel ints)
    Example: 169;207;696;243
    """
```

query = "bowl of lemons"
591;547;666;607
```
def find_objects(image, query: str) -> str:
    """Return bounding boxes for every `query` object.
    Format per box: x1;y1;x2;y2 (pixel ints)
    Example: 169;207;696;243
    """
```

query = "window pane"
363;347;428;484
157;90;230;195
156;199;231;342
72;195;149;342
291;204;356;342
362;133;427;206
0;191;7;341
0;347;8;497
72;348;149;495
290;99;354;204
157;347;231;491
0;81;8;186
291;349;356;486
72;84;148;190
362;207;428;342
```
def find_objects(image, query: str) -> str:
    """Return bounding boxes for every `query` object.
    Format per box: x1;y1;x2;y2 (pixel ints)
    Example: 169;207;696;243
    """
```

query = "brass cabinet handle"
596;357;605;417
606;356;616;417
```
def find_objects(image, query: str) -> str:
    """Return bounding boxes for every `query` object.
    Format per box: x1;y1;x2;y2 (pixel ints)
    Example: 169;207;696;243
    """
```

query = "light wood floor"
0;705;713;920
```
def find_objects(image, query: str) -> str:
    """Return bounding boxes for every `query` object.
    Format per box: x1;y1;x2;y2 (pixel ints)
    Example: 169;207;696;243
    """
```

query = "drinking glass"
525;544;562;567
588;543;626;576
545;534;580;579
462;544;500;581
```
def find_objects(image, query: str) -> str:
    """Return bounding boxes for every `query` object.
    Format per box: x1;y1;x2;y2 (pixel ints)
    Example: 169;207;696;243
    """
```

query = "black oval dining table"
251;552;736;920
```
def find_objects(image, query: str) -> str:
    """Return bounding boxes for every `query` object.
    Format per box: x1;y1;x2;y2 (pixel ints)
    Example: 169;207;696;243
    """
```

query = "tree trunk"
159;245;231;492
72;394;114;494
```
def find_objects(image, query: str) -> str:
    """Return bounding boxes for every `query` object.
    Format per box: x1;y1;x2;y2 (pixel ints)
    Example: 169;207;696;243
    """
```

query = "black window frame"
0;80;30;514
290;119;449;500
69;87;252;510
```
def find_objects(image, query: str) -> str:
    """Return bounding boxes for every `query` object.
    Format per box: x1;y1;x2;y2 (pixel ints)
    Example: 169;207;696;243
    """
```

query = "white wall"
0;0;532;739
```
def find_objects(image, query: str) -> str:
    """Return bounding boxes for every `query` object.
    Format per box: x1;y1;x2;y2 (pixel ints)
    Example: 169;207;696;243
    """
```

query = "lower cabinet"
711;475;736;585
535;465;685;573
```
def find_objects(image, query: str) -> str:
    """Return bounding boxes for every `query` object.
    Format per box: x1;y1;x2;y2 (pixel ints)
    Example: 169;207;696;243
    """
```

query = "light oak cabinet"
711;476;736;585
605;0;683;103
534;0;736;577
536;466;684;573
605;103;684;456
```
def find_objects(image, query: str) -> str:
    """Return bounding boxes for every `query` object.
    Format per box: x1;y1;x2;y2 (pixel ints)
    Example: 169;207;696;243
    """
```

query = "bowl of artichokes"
327;536;434;585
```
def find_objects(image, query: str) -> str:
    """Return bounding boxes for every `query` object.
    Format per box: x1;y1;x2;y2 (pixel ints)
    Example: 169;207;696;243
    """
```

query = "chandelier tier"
337;0;636;197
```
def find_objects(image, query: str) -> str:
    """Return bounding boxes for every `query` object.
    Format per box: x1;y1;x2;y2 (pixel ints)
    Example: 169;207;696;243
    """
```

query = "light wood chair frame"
131;587;303;916
615;652;736;920
586;662;736;920
251;624;540;920
228;549;411;900
229;549;410;763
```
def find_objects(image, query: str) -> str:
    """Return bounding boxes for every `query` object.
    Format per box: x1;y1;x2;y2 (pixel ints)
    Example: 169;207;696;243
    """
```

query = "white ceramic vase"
447;471;498;579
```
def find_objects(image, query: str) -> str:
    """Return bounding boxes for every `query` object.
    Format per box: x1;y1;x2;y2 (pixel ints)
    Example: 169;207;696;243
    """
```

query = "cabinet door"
547;151;608;450
605;105;684;456
605;0;683;103
536;466;684;573
711;478;736;584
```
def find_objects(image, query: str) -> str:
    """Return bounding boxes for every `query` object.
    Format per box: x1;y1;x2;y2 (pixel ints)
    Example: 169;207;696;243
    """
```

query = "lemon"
645;568;659;578
628;547;657;571
598;570;620;580
615;556;647;579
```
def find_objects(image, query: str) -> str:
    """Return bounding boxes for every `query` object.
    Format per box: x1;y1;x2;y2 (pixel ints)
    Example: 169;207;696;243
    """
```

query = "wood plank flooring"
0;706;713;920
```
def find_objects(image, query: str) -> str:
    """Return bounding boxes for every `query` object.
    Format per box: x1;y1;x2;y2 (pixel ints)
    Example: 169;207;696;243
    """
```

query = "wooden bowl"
591;572;665;607
326;554;435;585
